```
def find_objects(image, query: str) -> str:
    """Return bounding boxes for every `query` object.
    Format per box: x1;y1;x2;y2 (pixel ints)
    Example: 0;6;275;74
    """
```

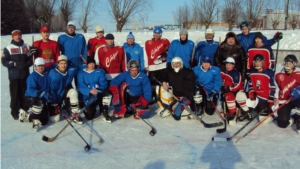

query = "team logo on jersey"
256;80;261;90
279;74;284;81
282;79;296;96
106;51;119;67
150;43;164;59
22;46;29;54
10;48;19;54
42;48;53;59
95;43;103;50
135;51;139;54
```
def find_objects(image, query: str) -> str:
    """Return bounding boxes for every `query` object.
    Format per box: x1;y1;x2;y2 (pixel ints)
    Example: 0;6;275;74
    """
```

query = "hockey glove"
273;32;283;42
248;90;256;101
51;103;61;115
27;46;37;57
207;90;218;101
290;86;300;101
109;86;120;105
14;62;28;69
139;96;149;107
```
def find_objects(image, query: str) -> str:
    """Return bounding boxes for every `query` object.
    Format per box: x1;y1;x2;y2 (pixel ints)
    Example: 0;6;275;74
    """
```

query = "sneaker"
19;109;30;123
32;119;41;131
72;113;83;124
296;119;300;133
102;110;112;123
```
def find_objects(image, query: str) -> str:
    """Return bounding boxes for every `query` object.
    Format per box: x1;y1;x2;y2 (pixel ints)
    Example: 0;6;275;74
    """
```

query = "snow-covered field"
1;30;300;169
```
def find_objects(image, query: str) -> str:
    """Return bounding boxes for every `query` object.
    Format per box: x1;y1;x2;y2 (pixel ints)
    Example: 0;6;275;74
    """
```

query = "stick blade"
42;135;50;142
212;137;231;142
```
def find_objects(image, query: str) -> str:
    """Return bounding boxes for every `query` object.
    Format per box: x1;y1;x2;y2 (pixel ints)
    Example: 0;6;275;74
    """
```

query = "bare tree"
222;0;243;31
38;0;57;30
196;0;218;29
175;3;192;29
242;0;268;29
268;0;285;29
79;0;98;33
107;0;153;32
288;0;300;29
60;0;78;29
191;1;201;29
23;0;42;28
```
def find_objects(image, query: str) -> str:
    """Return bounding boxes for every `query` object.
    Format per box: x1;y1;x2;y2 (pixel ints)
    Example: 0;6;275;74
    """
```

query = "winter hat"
67;21;76;29
254;32;263;40
40;26;50;33
202;56;212;64
105;33;115;40
87;57;96;65
34;57;45;66
224;57;235;64
58;55;68;62
95;25;104;33
226;32;236;39
127;32;135;40
179;29;188;35
11;30;21;38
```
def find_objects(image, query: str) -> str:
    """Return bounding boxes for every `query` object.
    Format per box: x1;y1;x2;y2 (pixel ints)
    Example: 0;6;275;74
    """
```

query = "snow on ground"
1;30;300;169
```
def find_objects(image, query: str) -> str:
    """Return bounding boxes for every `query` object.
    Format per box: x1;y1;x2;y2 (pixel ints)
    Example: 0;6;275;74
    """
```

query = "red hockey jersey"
247;46;274;71
32;40;60;68
145;38;170;70
87;37;106;57
94;45;126;80
221;69;243;93
275;68;300;104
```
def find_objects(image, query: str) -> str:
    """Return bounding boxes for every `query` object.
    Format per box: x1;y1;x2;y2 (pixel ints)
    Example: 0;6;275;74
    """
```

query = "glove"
290;86;300;101
139;96;149;107
154;57;163;64
221;86;230;93
14;62;28;69
273;32;283;42
51;103;61;115
248;90;256;101
109;86;120;105
27;46;37;57
38;91;51;102
207;90;218;101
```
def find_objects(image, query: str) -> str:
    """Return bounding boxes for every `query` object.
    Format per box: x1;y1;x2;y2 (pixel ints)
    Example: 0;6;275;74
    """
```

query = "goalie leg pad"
135;106;150;119
66;88;79;113
236;91;249;111
113;103;126;118
225;92;236;115
172;97;190;120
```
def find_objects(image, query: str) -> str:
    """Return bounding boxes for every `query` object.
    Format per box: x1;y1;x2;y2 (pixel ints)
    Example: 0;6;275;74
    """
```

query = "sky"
85;0;188;32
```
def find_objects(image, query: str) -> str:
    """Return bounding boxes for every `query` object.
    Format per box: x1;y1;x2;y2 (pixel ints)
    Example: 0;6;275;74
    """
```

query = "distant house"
181;21;230;30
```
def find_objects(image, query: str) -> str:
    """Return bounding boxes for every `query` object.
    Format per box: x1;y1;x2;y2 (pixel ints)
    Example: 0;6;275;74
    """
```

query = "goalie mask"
171;57;183;73
283;54;298;71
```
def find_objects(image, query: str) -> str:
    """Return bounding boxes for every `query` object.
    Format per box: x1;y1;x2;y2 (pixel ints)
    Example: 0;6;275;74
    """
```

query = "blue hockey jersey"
48;66;78;103
123;42;145;73
110;71;152;102
237;32;274;53
194;40;219;65
77;68;108;102
167;39;194;68
58;33;87;69
25;70;49;97
193;65;222;94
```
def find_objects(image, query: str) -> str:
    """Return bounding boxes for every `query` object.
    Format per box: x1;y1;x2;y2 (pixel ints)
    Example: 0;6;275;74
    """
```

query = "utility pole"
172;11;174;30
284;0;289;30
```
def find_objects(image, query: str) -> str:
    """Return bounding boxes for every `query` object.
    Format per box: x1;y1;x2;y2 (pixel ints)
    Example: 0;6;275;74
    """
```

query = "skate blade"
103;118;112;124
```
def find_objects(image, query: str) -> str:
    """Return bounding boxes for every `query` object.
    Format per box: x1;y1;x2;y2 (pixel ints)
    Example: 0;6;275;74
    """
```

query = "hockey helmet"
127;59;140;70
253;54;264;69
205;28;214;35
34;57;45;66
224;57;235;64
284;54;298;71
153;27;163;34
240;21;249;29
171;57;183;72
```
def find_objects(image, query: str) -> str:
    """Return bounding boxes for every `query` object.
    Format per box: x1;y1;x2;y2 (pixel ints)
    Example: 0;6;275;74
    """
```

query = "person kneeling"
109;59;152;119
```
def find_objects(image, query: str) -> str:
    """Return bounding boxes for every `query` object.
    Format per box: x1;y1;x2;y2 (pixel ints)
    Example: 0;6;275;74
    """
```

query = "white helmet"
171;57;183;73
34;57;45;66
205;28;214;35
224;57;235;64
95;25;104;33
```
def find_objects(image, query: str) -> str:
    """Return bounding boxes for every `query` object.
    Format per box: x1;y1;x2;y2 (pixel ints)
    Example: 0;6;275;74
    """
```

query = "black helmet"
284;55;298;67
240;21;249;29
253;54;264;69
127;59;140;70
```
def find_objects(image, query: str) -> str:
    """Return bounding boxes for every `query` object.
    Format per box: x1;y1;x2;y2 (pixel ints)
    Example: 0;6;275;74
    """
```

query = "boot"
102;109;112;123
19;109;30;123
32;119;42;131
296;119;300;133
237;110;252;122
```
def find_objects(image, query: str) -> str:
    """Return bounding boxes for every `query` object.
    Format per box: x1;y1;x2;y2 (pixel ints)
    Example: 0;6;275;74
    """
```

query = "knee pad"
67;89;79;113
102;95;112;107
31;99;43;115
193;90;203;104
225;92;236;114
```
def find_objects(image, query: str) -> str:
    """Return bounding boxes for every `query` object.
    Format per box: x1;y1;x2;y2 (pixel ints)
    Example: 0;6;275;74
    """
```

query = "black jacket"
160;68;195;101
214;42;247;80
2;39;32;80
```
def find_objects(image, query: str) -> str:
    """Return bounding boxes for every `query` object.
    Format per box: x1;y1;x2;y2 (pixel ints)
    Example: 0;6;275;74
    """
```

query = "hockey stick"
191;37;204;67
32;35;34;72
153;77;223;128
132;105;157;136
236;97;293;143
212;110;260;141
274;39;280;72
216;93;227;133
62;115;91;151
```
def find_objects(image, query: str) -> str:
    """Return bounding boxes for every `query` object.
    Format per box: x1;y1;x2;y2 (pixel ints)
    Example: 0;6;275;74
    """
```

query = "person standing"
2;30;32;120
123;32;146;73
166;29;194;69
87;25;106;59
32;26;60;72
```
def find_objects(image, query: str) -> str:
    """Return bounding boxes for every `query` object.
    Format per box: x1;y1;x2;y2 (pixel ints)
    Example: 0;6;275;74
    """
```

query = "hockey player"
48;55;82;123
19;58;50;130
193;56;222;116
194;28;219;66
32;26;60;72
248;54;276;121
58;21;87;70
87;25;106;58
274;55;300;129
123;32;146;73
109;60;152;119
166;29;194;69
145;27;170;85
248;32;275;71
237;21;282;53
221;57;251;123
159;57;195;120
214;32;247;82
77;57;111;122
2;30;32;120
